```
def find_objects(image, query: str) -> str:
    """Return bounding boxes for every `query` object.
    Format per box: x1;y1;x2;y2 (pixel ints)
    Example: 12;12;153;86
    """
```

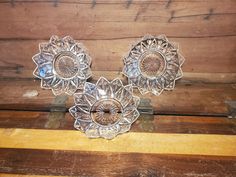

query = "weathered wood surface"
0;149;235;177
0;128;236;156
0;174;62;177
0;0;235;81
0;0;235;39
0;111;236;134
0;1;236;176
0;111;235;177
0;80;236;115
0;37;236;79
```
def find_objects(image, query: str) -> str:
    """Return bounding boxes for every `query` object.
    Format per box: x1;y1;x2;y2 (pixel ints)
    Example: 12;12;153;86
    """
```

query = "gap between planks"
1;72;236;84
0;111;236;135
0;128;235;156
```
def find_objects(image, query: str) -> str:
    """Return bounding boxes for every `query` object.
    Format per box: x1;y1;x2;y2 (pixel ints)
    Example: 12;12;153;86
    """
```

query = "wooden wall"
0;0;236;176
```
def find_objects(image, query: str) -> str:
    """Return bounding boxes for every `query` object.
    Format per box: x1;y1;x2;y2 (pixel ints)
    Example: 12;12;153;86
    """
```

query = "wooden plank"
0;111;236;135
0;175;61;177
0;149;235;177
1;80;236;115
0;128;236;156
0;1;235;39
0;1;235;25
0;37;236;79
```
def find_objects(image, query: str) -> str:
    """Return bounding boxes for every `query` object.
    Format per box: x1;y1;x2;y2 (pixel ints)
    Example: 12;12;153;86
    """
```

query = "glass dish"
33;35;92;95
69;77;140;139
123;35;184;95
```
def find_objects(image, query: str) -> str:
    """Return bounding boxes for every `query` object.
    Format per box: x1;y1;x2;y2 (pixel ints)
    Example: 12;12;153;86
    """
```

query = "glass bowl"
123;35;184;95
69;77;140;139
33;35;92;95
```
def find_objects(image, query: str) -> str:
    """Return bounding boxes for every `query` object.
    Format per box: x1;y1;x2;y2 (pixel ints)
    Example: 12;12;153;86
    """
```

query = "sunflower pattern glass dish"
123;35;185;95
69;77;140;139
33;35;92;95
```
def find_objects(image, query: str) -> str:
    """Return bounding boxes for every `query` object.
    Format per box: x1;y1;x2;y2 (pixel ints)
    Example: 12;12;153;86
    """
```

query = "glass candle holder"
69;77;140;139
123;35;184;95
33;35;92;95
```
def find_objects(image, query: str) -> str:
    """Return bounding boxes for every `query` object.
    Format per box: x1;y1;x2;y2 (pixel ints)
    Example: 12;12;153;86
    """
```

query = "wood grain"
0;111;236;135
0;37;236;79
0;175;62;177
0;148;235;177
0;128;236;156
1;80;236;115
0;0;235;39
0;0;235;82
0;1;235;176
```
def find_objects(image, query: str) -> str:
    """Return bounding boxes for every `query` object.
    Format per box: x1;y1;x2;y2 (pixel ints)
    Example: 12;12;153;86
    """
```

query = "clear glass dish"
123;35;184;95
33;35;92;95
69;77;140;139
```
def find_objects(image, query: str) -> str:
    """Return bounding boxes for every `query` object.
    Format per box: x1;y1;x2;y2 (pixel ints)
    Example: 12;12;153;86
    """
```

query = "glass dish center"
139;51;166;78
53;51;79;79
91;99;122;126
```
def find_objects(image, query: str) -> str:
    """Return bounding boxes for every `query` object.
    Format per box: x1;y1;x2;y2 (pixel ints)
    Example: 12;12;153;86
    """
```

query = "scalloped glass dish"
69;77;140;139
123;35;185;95
32;35;92;95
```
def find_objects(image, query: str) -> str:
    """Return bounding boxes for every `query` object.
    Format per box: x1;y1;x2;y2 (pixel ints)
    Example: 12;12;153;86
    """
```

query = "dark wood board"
0;80;236;115
0;148;235;177
0;111;236;134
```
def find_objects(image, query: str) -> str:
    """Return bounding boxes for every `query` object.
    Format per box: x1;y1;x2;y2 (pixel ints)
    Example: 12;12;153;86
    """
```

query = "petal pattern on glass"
176;69;183;79
128;76;140;87
85;123;100;138
74;119;91;132
110;78;123;94
123;60;140;78
80;67;92;79
32;53;53;66
70;43;84;55
66;78;79;95
96;77;112;99
74;94;90;106
119;124;131;134
124;84;133;93
41;78;54;89
40;42;58;55
118;87;133;108
114;87;123;102
74;93;96;111
123;109;140;124
123;34;184;95
149;79;163;96
69;77;140;139
69;105;91;121
84;82;97;98
138;76;149;95
34;63;53;79
50;35;67;52
99;125;120;139
52;80;64;95
33;35;92;95
124;96;140;110
63;36;76;50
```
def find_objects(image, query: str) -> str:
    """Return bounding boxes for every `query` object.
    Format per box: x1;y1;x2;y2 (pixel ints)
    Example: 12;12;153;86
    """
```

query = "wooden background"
0;0;236;176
